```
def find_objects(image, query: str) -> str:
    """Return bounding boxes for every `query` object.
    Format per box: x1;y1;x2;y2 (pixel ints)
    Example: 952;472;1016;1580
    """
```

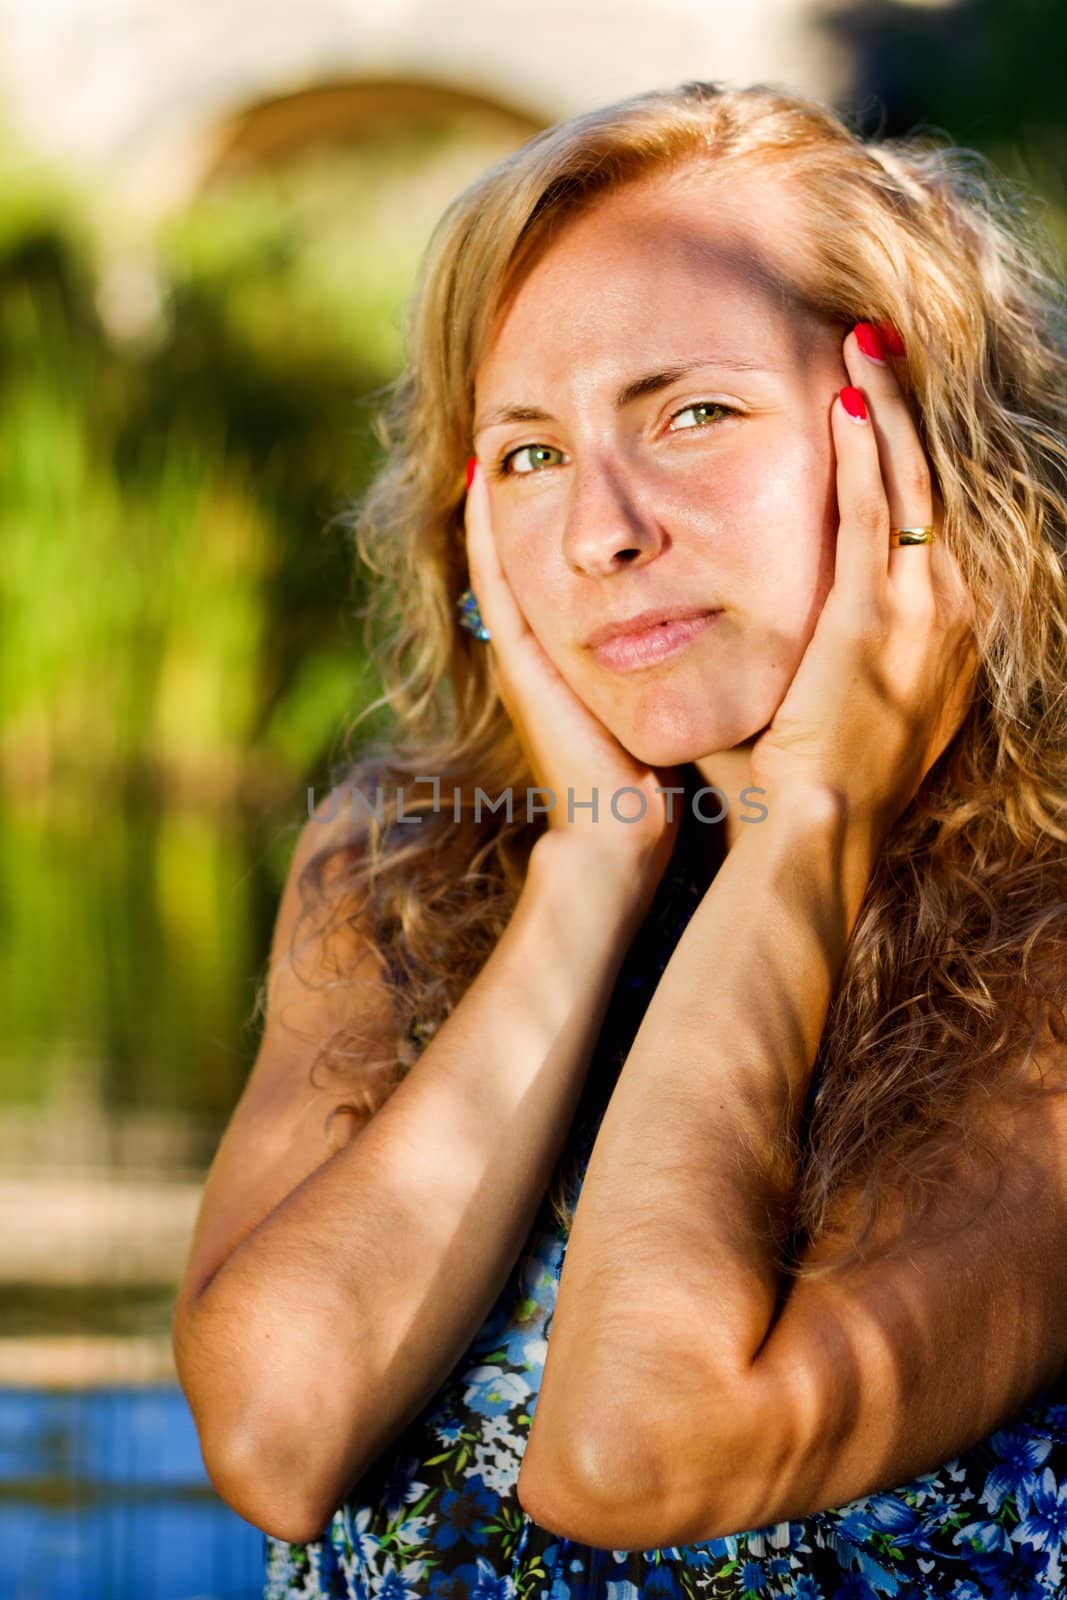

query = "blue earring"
457;587;491;642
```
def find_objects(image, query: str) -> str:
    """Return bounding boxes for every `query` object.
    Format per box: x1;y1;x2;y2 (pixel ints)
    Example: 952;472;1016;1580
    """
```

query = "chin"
613;714;754;771
561;643;780;769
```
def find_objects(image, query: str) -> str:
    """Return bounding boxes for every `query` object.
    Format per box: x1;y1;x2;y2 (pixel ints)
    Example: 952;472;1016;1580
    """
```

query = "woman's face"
472;166;852;770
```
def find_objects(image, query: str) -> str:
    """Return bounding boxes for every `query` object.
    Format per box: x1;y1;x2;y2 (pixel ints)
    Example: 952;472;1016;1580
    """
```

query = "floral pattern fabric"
263;785;1067;1600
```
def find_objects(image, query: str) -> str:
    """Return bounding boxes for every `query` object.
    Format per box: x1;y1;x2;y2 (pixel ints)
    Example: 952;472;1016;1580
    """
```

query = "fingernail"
877;321;905;358
466;456;477;489
854;322;887;364
840;386;868;422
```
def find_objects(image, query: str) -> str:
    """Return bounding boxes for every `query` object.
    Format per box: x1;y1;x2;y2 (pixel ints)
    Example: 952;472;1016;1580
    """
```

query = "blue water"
1;1386;265;1600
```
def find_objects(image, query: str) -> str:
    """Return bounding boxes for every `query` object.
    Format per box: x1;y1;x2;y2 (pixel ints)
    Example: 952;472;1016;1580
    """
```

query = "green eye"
503;444;564;475
670;402;733;430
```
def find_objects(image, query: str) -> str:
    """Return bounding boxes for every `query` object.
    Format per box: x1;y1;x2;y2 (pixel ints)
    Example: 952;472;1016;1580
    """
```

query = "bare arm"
173;817;659;1545
517;796;1067;1548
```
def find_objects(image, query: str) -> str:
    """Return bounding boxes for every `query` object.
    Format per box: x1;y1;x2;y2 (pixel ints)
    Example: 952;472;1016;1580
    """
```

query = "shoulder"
262;765;397;1025
296;765;385;878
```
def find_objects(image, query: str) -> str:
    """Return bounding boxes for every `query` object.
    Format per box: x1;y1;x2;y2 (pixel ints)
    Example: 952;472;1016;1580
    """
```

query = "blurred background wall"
0;1;1063;1595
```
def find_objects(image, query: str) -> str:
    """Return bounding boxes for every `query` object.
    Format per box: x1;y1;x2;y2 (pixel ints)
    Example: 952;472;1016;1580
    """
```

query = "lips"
587;609;722;673
582;603;720;649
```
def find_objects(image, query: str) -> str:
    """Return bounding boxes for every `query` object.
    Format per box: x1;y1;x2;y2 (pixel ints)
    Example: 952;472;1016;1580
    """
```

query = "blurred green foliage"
0;155;391;1124
0;156;395;792
0;118;522;1123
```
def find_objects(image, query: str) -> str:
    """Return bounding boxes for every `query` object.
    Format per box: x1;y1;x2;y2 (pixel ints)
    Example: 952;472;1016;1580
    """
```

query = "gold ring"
890;525;936;547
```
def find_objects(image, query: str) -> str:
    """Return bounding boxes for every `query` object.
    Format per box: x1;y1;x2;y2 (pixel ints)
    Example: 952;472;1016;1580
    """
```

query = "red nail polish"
466;456;477;489
840;386;867;421
877;321;905;358
854;322;887;364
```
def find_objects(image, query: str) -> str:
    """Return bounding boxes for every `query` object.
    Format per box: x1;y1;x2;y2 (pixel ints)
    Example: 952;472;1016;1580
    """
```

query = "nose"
561;454;665;576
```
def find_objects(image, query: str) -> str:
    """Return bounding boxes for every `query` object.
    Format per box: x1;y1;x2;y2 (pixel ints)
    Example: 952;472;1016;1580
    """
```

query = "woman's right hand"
464;460;683;889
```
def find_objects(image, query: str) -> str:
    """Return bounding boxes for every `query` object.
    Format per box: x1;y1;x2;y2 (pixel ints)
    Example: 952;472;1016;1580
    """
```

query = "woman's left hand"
748;325;979;848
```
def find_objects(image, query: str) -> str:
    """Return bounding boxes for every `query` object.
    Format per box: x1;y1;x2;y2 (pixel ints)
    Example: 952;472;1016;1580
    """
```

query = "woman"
173;82;1067;1599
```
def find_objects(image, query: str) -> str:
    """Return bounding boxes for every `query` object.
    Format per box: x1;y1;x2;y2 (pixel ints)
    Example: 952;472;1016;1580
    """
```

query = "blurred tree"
824;0;1067;225
0;112;528;1121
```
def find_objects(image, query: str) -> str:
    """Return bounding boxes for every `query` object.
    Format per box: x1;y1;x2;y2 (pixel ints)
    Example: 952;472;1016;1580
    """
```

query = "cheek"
671;428;836;597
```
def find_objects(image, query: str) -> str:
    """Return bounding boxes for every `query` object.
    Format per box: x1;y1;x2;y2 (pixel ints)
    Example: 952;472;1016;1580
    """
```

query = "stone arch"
199;76;545;190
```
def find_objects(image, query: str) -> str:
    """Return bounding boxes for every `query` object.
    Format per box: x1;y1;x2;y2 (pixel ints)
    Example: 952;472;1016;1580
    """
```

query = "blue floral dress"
264;784;1067;1600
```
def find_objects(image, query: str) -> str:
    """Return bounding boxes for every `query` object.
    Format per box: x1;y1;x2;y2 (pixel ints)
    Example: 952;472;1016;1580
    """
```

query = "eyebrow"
473;356;775;436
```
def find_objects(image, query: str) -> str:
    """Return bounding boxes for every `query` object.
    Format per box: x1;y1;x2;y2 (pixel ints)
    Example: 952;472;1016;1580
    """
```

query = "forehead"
480;168;825;386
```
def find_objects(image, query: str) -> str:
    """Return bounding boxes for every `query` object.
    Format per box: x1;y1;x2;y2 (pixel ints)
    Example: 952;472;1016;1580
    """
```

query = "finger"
462;461;602;793
830;383;890;617
844;324;935;614
463;460;531;648
462;462;540;759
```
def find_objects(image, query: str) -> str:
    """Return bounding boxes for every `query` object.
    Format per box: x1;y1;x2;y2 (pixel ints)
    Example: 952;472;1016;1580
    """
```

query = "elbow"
203;1427;338;1545
516;1396;787;1550
517;1451;761;1551
172;1308;351;1545
517;1410;703;1551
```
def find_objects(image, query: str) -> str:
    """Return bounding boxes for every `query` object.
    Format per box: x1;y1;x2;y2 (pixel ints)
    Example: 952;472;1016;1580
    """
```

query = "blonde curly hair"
257;80;1067;1280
